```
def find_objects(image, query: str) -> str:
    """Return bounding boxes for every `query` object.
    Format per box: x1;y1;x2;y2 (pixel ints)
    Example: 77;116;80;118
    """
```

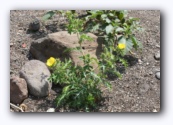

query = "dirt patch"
10;10;160;112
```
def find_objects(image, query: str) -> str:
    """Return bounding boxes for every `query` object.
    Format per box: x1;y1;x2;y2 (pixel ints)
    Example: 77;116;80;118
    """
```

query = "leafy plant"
48;56;110;111
83;10;143;77
43;10;143;111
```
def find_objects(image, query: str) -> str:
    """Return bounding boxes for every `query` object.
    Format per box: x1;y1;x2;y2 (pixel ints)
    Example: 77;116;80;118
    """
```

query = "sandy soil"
10;10;160;112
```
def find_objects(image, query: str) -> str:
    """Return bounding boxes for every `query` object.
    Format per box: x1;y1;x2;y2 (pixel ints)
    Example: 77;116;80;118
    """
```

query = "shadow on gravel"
107;55;138;80
29;96;57;112
26;30;47;40
124;55;138;66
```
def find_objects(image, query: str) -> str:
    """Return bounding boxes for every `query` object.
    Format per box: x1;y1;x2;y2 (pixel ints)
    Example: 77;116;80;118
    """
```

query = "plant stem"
10;103;24;112
77;32;84;56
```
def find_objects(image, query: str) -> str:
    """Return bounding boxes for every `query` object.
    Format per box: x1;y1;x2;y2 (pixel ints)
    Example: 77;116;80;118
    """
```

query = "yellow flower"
46;57;56;67
118;43;126;49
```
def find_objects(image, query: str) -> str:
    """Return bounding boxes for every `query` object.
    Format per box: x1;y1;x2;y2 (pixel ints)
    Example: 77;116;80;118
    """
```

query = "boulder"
10;76;28;104
30;31;103;73
19;60;52;97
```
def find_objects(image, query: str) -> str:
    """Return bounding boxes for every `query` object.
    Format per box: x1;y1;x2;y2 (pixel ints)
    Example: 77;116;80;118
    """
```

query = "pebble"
10;42;14;47
152;109;157;112
149;71;153;75
29;19;40;31
154;52;160;60
155;71;160;80
47;108;55;112
156;44;160;48
138;59;142;64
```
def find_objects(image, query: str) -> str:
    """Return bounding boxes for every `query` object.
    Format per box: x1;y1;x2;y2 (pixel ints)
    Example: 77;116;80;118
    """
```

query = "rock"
154;52;160;60
156;44;160;48
47;108;55;112
30;31;103;73
20;60;52;97
149;71;153;75
10;76;28;104
152;109;157;112
138;59;142;64
155;71;160;80
29;18;40;31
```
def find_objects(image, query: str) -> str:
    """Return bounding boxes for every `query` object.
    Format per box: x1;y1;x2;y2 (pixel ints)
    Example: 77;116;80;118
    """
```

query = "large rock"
30;31;103;73
10;76;28;104
19;60;52;97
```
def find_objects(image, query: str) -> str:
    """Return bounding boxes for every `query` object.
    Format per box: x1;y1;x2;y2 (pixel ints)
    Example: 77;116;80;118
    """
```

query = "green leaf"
113;70;122;78
108;13;114;17
62;86;70;93
138;41;143;49
42;11;55;20
118;36;126;44
131;36;143;50
79;34;93;44
129;17;139;22
101;14;107;19
105;24;114;34
119;58;128;67
63;47;81;53
125;38;133;54
118;36;133;55
115;27;124;33
118;12;124;20
103;80;112;90
106;18;111;23
91;24;100;32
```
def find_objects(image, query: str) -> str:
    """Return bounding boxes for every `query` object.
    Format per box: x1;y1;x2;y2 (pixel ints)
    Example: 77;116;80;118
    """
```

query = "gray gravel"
10;10;160;112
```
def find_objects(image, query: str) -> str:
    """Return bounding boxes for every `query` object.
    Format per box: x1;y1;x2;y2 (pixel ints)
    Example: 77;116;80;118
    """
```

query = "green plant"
83;10;143;78
47;56;110;111
43;10;143;111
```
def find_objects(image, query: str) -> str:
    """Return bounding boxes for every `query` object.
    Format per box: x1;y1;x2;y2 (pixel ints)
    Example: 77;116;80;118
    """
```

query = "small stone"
146;62;149;65
138;59;142;64
47;108;55;112
29;19;40;31
152;109;157;112
10;43;14;47
156;44;160;48
154;52;160;60
149;71;153;75
155;71;160;80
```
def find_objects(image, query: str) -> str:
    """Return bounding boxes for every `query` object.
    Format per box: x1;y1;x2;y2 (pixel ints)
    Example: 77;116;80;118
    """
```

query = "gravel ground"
10;10;160;112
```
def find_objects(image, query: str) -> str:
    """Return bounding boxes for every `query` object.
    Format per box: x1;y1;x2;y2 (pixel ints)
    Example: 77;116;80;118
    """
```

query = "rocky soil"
10;10;160;112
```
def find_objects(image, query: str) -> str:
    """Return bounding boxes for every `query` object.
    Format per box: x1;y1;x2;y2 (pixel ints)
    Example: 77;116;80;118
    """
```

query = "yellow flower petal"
46;57;56;67
118;43;126;49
